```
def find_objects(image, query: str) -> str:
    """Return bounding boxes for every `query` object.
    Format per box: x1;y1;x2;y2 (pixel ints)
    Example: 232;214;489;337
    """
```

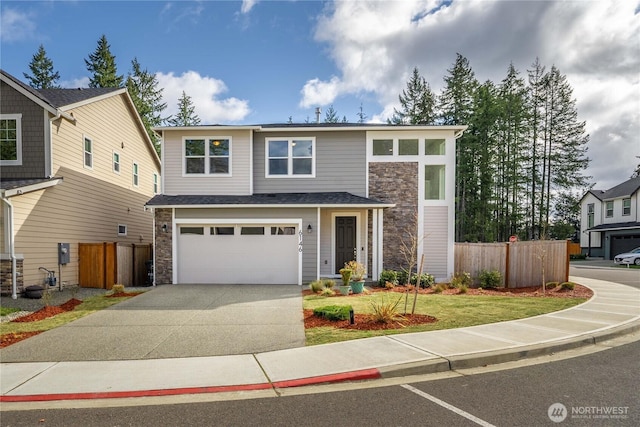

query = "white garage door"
177;223;299;284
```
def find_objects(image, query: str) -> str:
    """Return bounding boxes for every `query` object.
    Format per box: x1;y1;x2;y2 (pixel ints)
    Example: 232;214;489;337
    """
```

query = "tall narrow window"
587;203;594;228
153;173;159;194
133;162;139;187
185;139;205;174
209;138;230;174
84;136;93;168
622;198;631;216
0;114;22;165
113;152;120;173
425;165;445;200
605;201;613;218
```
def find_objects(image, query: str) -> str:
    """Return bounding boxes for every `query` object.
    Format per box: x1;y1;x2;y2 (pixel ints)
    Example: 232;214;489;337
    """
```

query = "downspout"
1;195;17;299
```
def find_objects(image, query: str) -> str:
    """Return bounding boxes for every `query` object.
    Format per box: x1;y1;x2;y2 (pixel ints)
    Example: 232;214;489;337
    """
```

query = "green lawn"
0;307;20;317
304;292;588;346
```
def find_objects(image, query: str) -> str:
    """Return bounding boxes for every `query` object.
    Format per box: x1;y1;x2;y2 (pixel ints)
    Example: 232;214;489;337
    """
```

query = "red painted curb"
0;383;272;402
0;369;382;402
272;368;381;388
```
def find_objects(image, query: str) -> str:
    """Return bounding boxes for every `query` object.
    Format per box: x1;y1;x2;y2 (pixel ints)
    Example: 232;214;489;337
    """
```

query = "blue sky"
1;0;638;190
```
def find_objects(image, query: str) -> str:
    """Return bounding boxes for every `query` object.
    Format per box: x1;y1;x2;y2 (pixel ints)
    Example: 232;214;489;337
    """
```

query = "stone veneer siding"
154;208;173;284
369;162;419;271
0;258;24;295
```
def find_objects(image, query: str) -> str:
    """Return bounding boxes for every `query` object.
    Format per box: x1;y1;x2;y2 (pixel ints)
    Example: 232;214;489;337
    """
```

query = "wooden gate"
79;243;152;289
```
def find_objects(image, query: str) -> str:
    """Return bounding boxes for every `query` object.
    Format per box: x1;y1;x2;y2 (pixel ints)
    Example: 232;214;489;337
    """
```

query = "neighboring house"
579;176;640;259
146;123;466;285
0;69;161;298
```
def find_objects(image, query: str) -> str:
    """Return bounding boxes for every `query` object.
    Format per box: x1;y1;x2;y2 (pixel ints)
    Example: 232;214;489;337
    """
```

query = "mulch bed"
304;309;437;330
105;291;145;298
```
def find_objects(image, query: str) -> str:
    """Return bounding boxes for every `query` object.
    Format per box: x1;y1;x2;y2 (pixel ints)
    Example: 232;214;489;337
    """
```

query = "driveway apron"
0;284;305;362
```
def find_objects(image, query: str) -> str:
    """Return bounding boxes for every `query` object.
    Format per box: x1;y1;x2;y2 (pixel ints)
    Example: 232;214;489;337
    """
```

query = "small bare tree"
534;244;548;295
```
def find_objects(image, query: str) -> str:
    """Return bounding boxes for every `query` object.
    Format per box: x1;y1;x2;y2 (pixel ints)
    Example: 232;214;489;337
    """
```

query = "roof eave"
145;203;396;209
2;178;63;197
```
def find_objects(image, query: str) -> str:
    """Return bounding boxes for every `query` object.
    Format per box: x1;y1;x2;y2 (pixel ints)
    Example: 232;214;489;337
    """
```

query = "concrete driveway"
0;284;305;362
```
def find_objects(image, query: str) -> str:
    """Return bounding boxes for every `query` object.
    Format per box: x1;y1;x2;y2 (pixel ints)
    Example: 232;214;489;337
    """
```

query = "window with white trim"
587;203;594;228
0;114;22;165
605;201;613;218
398;139;418;155
425;139;446;155
153;173;159;194
132;162;139;187
623;198;631;216
372;139;393;156
118;224;127;236
113;152;120;173
266;138;314;177
425;165;446;200
83;136;93;168
184;137;231;175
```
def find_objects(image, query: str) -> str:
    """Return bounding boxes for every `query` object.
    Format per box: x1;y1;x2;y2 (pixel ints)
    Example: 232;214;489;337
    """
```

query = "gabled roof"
582;176;640;202
39;87;123;109
146;192;394;208
0;177;63;197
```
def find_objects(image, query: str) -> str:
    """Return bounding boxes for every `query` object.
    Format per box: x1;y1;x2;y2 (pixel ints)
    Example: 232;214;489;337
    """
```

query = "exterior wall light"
307;224;312;234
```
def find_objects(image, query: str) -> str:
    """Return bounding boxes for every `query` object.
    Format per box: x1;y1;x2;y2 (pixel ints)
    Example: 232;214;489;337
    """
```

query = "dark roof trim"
585;221;640;232
146;192;394;208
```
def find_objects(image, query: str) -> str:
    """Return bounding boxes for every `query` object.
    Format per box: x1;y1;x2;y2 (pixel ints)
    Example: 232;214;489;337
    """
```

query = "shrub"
384;281;396;289
313;305;352;321
397;270;409;285
433;283;447;293
458;285;468;294
546;281;559;289
378;269;398;287
560;281;575;290
570;253;587;260
309;280;324;293
320;287;335;297
344;260;366;281
322;279;336;289
450;272;472;289
411;273;435;288
339;268;352;286
370;295;404;324
479;270;502;289
111;284;125;294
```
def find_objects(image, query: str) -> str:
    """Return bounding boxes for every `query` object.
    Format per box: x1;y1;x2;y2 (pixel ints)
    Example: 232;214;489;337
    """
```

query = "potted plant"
345;260;366;294
338;268;352;295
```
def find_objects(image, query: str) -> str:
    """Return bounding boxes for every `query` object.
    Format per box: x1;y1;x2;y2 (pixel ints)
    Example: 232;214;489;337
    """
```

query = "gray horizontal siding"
423;206;448;278
253;131;366;196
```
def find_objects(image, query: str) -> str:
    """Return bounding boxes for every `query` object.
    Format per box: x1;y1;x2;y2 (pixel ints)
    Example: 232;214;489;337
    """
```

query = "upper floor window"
425;165;445;200
425;139;446;155
113;152;120;173
266;138;314;177
605;201;613;218
587;203;594;228
132;162;139;187
372;139;393;156
153;173;159;194
399;139;419;155
622;198;631;216
184;138;230;175
83;136;93;169
0;114;22;166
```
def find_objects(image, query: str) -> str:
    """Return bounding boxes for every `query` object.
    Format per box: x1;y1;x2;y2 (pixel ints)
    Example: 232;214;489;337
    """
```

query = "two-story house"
146;123;465;286
0;70;161;298
579;176;640;259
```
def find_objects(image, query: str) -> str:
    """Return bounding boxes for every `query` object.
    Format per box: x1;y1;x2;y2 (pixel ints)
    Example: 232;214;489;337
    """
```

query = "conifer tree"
389;67;436;125
167;91;201;126
85;35;123;88
126;58;166;154
23;44;60;89
324;105;340;123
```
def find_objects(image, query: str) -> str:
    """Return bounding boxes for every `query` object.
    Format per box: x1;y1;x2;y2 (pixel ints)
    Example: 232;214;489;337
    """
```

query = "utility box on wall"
58;243;70;265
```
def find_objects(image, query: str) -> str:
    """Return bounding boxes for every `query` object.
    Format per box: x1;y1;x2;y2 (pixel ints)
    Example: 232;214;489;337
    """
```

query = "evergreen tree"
390;67;436;125
167;91;201;126
324;105;340;123
23;44;60;89
356;103;367;123
438;54;478;241
526;58;546;239
126;58;166;154
85;35;123;88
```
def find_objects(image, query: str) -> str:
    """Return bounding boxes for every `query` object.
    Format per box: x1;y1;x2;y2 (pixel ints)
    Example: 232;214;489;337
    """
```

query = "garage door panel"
177;224;299;284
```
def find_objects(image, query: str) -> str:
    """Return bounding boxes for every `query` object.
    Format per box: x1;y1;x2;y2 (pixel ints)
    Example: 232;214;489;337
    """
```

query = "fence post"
505;243;510;288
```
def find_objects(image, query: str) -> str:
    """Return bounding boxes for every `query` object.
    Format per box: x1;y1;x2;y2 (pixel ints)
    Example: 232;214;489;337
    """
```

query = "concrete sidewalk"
1;276;639;403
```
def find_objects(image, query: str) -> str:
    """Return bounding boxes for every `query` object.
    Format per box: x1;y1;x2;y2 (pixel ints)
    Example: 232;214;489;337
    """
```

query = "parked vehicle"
613;247;640;265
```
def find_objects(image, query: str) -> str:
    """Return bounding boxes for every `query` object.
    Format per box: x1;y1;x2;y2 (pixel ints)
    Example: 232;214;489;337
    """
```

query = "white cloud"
156;71;250;124
241;0;258;14
305;0;639;188
0;7;36;42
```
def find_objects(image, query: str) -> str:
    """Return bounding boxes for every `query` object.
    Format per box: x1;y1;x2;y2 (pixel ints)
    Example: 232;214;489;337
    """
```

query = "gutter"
1;194;18;299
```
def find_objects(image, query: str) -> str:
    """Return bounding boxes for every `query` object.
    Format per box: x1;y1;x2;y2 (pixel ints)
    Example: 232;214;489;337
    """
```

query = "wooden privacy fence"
79;243;152;289
455;240;569;288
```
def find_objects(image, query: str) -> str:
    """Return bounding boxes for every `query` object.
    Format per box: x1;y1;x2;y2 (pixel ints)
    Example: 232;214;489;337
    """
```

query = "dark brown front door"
335;216;356;273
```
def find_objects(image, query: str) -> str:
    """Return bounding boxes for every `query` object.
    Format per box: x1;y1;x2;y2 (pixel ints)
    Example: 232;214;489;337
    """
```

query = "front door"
335;216;356;273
